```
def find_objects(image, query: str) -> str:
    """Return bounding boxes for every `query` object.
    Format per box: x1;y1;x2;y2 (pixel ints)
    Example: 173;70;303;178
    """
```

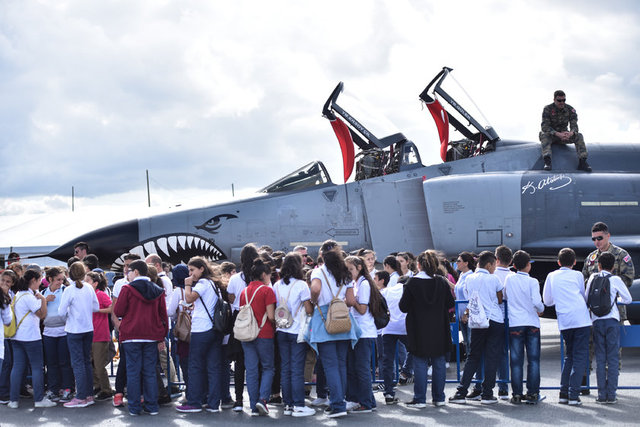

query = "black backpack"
587;275;615;317
371;295;390;329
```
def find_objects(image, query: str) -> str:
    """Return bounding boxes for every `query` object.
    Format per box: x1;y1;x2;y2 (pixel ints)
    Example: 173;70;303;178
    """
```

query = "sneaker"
405;399;427;409
129;411;140;416
596;397;607;404
35;398;57;408
510;395;522;404
232;401;243;412
398;373;414;385
95;391;112;401
170;386;182;399
176;404;203;413
326;408;347;418
268;395;282;406
256;399;269;415
372;383;384;392
481;396;498;405
292;405;315;417
607;398;618;404
45;390;60;402
523;393;542;404
346;401;359;411
250;409;260;416
64;397;90;408
113;393;125;407
498;390;509;400
205;406;220;413
8;401;19;409
143;405;159;415
85;396;95;406
449;392;467;404
384;394;399;405
351;404;372;413
0;396;10;404
467;389;482;401
220;399;234;409
433;401;446;407
20;386;32;398
558;392;569;404
60;389;73;403
311;397;329;407
283;405;293;416
568;398;582;406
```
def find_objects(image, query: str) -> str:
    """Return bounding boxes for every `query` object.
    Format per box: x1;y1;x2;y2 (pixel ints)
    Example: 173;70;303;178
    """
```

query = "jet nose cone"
48;219;139;270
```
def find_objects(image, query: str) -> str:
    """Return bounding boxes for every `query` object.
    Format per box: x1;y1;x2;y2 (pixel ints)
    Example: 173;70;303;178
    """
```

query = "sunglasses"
592;236;604;241
556;98;566;102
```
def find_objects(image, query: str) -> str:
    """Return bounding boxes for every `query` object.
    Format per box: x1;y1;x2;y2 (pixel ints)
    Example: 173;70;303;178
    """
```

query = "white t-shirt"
59;282;99;334
112;277;128;299
167;287;193;321
381;282;406;336
0;303;12;354
387;271;400;288
158;272;173;306
463;268;504;324
454;270;473;317
494;266;513;318
191;279;218;333
351;277;377;339
542;267;591;331
311;265;353;306
13;291;43;342
504;271;544;328
274;278;311;335
585;271;632;322
227;272;248;311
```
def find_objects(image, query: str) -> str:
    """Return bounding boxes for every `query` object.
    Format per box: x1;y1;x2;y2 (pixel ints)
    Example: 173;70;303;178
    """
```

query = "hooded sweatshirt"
113;277;168;342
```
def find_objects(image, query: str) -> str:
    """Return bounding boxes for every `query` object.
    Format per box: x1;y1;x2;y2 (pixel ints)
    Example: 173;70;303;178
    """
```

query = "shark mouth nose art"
110;233;225;271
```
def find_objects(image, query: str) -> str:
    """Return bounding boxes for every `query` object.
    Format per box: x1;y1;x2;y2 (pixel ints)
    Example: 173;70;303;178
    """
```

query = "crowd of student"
0;229;633;418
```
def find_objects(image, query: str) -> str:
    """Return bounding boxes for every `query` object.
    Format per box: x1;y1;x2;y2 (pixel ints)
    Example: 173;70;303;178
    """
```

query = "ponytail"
69;261;86;289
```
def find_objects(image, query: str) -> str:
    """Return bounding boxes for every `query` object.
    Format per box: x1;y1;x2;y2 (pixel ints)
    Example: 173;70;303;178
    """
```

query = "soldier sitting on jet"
539;90;591;172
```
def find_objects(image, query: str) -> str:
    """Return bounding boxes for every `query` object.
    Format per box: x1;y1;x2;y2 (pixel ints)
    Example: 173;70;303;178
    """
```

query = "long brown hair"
69;262;86;288
345;255;384;318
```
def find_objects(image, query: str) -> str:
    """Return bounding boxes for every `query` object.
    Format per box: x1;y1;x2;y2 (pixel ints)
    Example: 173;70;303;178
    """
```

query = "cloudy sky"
1;0;639;226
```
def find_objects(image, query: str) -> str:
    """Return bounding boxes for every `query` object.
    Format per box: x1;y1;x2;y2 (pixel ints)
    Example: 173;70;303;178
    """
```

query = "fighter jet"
49;67;640;284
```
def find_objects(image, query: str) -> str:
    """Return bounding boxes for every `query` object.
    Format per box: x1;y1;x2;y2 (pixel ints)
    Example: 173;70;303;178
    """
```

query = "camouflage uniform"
539;103;588;160
582;243;635;319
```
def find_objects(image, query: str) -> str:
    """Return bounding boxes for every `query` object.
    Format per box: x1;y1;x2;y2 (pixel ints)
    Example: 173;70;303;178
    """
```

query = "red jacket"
114;278;168;342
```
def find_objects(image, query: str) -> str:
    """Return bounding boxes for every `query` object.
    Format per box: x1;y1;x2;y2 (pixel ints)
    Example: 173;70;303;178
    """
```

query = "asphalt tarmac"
1;318;639;426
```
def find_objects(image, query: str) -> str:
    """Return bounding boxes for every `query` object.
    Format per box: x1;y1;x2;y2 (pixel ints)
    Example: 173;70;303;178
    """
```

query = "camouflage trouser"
539;132;588;159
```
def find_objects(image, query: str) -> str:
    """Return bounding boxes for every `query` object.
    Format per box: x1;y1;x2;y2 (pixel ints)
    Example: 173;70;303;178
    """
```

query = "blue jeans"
66;332;93;400
277;332;306;407
220;357;232;403
458;321;505;398
593;318;620;400
123;342;158;414
315;355;328;398
509;326;540;396
347;338;375;409
413;354;446;404
242;338;275;410
187;328;224;408
560;326;591;400
382;334;407;396
43;335;74;392
317;340;348;412
0;340;13;398
11;340;45;402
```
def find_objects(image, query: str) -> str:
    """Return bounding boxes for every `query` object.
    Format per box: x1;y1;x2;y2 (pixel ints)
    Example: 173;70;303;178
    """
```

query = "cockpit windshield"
260;161;332;193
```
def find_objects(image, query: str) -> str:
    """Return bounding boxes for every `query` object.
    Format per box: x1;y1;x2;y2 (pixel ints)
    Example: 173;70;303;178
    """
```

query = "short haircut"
383;255;399;272
146;254;162;266
374;271;390;287
495;245;513;265
67;256;80;267
554;90;565;99
591;222;609;234
74;241;89;251
598;252;615;271
83;254;99;271
558;248;576;267
129;260;149;277
477;251;497;268
124;253;142;261
293;245;307;252
512;250;531;271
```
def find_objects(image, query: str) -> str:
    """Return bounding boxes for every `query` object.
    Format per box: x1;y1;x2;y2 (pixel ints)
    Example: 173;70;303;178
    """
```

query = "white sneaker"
35;398;57;408
292;405;315;417
427;366;433;377
8;401;19;409
346;401;359;411
310;397;329;407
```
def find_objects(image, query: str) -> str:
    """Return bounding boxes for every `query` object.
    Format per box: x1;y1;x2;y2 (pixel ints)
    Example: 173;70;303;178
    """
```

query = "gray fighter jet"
49;67;640;283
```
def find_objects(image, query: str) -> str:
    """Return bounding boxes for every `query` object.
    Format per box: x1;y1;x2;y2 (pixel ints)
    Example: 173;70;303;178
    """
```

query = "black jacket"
399;275;454;358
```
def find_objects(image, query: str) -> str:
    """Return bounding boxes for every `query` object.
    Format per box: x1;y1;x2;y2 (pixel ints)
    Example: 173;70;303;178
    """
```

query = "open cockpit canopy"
260;161;332;193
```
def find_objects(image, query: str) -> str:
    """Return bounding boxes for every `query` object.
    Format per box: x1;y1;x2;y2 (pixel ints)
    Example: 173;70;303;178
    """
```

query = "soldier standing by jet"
539;90;591;172
582;222;634;319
